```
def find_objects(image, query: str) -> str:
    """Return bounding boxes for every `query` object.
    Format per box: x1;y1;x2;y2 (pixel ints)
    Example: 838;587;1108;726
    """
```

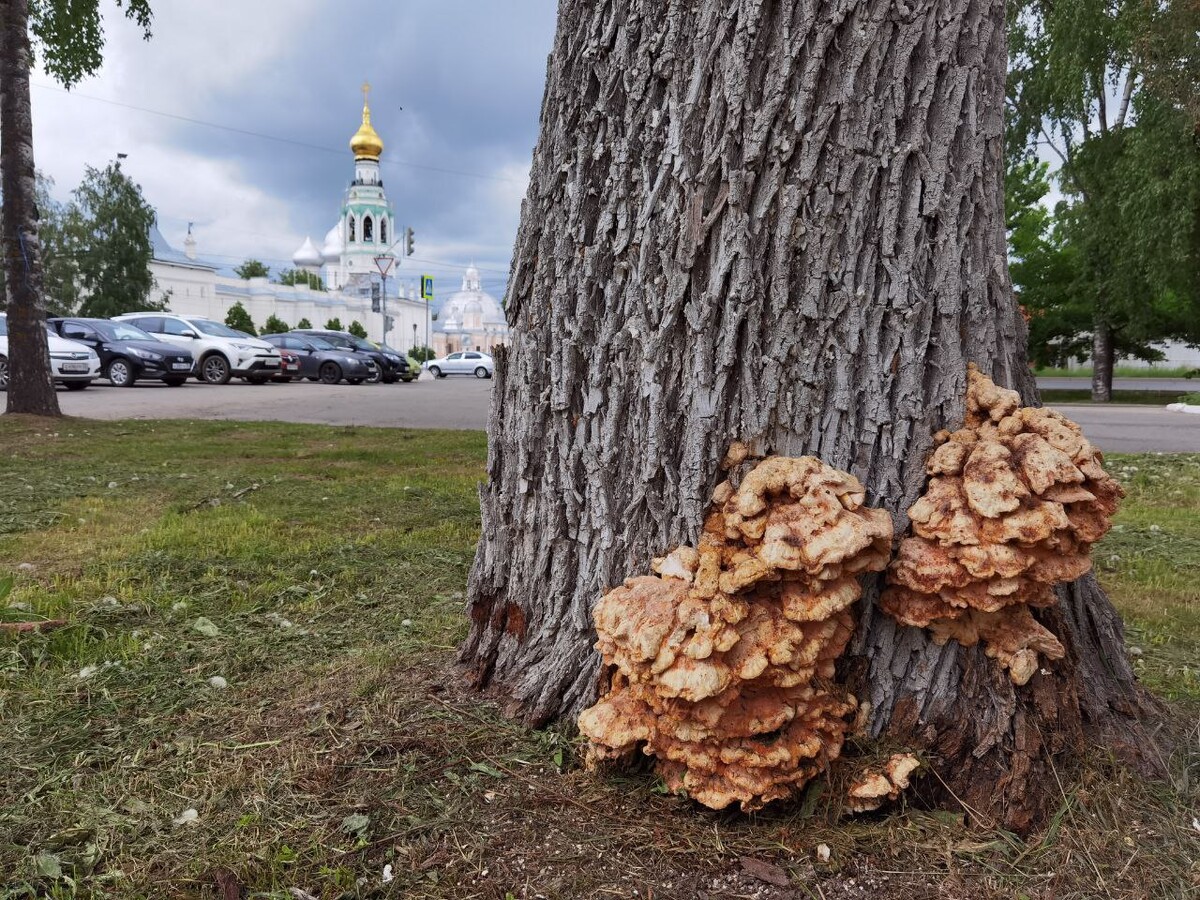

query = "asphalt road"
31;375;1200;453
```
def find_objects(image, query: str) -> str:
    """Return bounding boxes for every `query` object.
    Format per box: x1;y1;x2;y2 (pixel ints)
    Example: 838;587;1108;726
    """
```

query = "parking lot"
53;375;494;430
39;375;1200;451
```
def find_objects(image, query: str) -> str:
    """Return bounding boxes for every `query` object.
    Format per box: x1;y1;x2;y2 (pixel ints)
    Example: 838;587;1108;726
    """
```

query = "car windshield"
96;321;155;342
320;334;355;349
0;316;7;337
307;336;336;350
350;337;377;351
190;319;247;338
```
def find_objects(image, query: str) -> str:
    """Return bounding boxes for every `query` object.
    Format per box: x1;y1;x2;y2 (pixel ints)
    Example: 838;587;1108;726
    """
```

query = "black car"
260;333;378;384
50;317;195;387
291;330;413;383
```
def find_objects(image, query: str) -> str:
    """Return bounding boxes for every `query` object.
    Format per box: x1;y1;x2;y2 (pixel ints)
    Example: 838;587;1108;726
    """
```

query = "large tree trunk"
1;0;60;416
462;0;1157;832
1090;320;1114;403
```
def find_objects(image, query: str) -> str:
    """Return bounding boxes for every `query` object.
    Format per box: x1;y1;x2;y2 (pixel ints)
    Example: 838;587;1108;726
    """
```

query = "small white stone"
16;562;36;572
382;864;394;884
816;843;831;862
401;619;413;627
1128;646;1144;657
208;676;229;689
172;808;199;827
107;482;118;489
171;601;188;613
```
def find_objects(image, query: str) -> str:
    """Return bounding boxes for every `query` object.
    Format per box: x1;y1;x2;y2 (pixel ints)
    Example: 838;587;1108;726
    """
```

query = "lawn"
1;418;1197;899
1034;366;1198;379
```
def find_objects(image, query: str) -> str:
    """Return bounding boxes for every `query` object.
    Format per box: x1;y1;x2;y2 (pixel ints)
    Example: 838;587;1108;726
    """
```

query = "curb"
1165;403;1200;415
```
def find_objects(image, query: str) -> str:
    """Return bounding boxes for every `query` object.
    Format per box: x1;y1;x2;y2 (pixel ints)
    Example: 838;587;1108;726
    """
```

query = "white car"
424;351;494;379
114;313;282;384
0;313;101;391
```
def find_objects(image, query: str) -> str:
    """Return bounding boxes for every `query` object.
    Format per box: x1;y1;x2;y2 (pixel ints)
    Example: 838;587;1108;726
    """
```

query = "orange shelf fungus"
880;365;1124;685
846;753;922;813
579;455;893;811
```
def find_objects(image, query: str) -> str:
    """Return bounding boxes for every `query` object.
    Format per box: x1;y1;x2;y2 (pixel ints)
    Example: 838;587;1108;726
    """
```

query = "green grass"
1035;365;1198;379
1039;389;1190;405
1;418;1197;899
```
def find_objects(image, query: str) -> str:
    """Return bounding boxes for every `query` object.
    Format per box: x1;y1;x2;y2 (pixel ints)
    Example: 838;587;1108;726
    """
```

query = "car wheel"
367;367;382;384
474;366;490;379
428;365;442;378
164;377;187;387
64;381;89;391
107;358;136;387
0;355;8;392
319;361;342;384
200;353;232;385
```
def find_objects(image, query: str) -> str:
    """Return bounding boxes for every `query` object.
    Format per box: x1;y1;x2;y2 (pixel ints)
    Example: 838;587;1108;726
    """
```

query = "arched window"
363;216;374;243
380;218;388;244
348;216;356;243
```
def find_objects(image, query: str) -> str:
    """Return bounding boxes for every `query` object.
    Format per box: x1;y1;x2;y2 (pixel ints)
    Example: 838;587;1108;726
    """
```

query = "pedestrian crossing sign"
421;275;434;301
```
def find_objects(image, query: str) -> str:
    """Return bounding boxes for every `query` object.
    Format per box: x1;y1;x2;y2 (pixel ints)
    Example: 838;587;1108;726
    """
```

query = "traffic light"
371;281;381;312
404;226;415;257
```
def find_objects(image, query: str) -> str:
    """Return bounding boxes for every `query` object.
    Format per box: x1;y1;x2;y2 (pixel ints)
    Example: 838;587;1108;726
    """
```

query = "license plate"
263;360;279;368
60;362;89;373
171;362;191;370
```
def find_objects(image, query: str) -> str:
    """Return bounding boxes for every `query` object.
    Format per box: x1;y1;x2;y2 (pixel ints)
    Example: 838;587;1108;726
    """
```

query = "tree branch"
1115;69;1136;129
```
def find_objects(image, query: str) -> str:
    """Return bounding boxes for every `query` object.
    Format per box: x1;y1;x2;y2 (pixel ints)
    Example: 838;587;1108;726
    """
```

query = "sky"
30;0;560;300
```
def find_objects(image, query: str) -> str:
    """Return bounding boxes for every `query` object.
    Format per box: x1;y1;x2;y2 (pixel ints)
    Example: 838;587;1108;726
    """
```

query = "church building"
149;86;430;350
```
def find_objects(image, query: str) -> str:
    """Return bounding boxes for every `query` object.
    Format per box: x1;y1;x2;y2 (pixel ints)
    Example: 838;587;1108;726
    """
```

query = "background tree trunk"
1;0;61;416
1090;321;1114;402
462;0;1157;831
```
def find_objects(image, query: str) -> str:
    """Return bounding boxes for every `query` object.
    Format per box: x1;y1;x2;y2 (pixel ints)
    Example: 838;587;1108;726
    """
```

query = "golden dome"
350;81;383;160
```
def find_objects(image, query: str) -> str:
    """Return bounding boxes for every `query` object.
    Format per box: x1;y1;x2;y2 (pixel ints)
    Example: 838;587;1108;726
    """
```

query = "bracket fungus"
846;753;922;813
880;365;1124;685
579;455;893;811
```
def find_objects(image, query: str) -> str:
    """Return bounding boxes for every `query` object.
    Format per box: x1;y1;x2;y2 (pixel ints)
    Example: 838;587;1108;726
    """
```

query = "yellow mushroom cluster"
880;365;1124;685
579;455;893;811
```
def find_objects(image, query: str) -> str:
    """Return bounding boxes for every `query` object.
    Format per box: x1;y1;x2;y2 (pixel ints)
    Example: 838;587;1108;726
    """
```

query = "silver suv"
115;313;282;384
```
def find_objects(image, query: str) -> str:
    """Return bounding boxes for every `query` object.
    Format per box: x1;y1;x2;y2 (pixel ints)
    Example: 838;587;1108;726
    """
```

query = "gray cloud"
31;0;558;299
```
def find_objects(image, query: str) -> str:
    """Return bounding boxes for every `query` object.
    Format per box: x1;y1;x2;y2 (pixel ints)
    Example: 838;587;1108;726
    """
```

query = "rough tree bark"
1;0;61;416
462;0;1157;831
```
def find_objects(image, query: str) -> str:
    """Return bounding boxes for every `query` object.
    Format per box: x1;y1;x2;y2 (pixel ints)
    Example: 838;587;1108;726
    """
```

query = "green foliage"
73;160;161;318
0;173;82;314
1007;0;1200;377
234;258;270;279
324;317;343;332
36;173;82;316
409;345;436;363
296;318;312;329
224;301;256;336
278;268;326;291
347;320;367;339
29;0;153;90
260;313;289;335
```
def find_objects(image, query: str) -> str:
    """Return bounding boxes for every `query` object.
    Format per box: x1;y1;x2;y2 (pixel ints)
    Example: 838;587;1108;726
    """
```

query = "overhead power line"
31;81;521;184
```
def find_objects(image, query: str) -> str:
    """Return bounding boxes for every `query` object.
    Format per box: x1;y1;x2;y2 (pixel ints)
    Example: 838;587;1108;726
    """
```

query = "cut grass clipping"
1;419;1197;899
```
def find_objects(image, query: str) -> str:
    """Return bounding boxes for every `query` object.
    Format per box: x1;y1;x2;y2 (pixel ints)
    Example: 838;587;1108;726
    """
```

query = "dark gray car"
261;333;377;384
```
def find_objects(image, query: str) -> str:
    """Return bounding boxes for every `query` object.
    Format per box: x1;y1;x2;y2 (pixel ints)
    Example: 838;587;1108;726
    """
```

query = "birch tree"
1;0;152;415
